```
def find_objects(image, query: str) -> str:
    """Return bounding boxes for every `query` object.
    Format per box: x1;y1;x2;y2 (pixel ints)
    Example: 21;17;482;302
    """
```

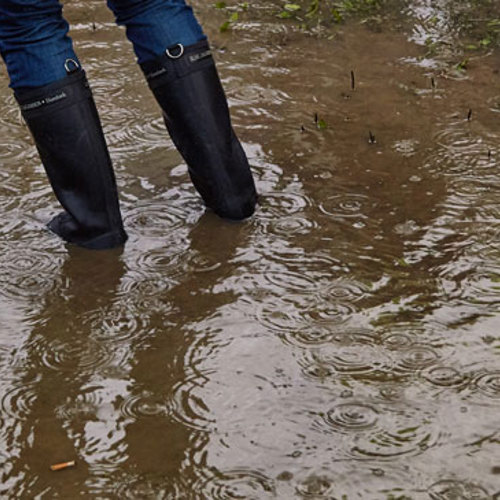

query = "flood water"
0;1;499;498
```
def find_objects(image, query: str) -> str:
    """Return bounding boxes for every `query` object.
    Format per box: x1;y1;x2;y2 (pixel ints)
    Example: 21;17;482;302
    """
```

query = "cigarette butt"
50;461;75;471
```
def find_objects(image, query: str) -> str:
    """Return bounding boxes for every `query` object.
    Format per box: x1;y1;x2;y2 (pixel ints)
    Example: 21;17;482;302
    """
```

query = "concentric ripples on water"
196;469;276;499
357;407;440;459
422;366;469;389
295;474;334;498
267;215;317;237
55;386;105;421
320;402;379;433
428;479;491;500
111;473;188;500
300;344;393;379
169;375;215;431
0;382;38;420
32;337;117;374
427;123;496;176
0;242;63;301
87;306;152;343
257;294;355;346
394;344;441;373
118;391;171;420
123;201;186;239
257;190;311;219
318;193;375;227
313;397;442;459
473;371;500;399
132;240;189;279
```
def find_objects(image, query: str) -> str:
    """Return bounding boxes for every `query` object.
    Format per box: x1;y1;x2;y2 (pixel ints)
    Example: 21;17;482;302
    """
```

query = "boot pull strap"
166;44;184;59
64;58;80;74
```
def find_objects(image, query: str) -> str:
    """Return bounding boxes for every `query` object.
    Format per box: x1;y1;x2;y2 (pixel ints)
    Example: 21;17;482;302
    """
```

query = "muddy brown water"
0;1;499;498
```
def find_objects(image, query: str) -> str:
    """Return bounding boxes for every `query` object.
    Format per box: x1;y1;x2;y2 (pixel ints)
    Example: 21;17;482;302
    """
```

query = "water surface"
0;1;499;498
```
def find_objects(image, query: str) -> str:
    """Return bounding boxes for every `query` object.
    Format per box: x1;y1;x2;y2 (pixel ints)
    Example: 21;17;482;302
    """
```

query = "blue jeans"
0;0;205;88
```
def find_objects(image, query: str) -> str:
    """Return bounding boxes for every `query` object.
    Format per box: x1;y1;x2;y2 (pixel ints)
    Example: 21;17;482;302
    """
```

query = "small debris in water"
50;461;76;472
277;471;294;481
314;113;327;130
350;70;355;90
431;76;436;89
467;108;472;121
368;130;376;144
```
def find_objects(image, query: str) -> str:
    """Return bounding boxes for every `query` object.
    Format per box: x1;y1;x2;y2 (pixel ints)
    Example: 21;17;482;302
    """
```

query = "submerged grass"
278;0;389;23
213;0;499;73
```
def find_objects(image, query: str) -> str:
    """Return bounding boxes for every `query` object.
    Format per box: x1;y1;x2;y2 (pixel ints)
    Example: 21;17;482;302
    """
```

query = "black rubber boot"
14;70;128;250
140;40;257;220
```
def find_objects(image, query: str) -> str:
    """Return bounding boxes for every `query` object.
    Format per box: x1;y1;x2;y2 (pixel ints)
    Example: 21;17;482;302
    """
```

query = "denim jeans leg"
106;0;206;64
0;0;80;88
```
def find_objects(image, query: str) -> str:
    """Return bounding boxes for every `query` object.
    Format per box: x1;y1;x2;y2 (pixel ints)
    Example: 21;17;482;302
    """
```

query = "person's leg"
0;0;79;88
107;0;205;64
108;0;257;220
0;0;127;249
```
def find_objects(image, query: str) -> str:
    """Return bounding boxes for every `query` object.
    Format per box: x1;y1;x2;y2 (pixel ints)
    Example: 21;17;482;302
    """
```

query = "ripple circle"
118;391;171;420
197;469;276;499
296;475;333;498
352;405;440;459
306;344;393;376
268;216;316;237
474;371;500;399
423;366;469;388
322;403;379;433
396;345;440;372
124;202;185;238
319;193;373;221
0;384;37;419
170;376;215;431
36;338;114;374
258;191;310;219
428;479;490;500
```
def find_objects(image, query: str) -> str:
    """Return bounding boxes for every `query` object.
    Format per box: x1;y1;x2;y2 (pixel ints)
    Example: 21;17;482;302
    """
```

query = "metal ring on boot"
166;44;184;59
64;58;80;74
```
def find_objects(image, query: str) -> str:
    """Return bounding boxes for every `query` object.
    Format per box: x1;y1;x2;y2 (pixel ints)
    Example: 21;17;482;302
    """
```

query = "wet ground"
0;0;499;498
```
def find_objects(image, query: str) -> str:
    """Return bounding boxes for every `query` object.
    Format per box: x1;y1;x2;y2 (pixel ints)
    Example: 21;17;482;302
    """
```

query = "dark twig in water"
467;108;472;121
314;112;318;124
488;149;492;160
431;77;436;89
368;130;376;144
351;70;355;90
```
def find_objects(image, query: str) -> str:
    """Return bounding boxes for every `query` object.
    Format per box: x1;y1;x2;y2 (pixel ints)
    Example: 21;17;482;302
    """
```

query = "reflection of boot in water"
140;41;258;220
14;69;128;250
167;212;250;321
120;215;248;494
7;249;126;496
